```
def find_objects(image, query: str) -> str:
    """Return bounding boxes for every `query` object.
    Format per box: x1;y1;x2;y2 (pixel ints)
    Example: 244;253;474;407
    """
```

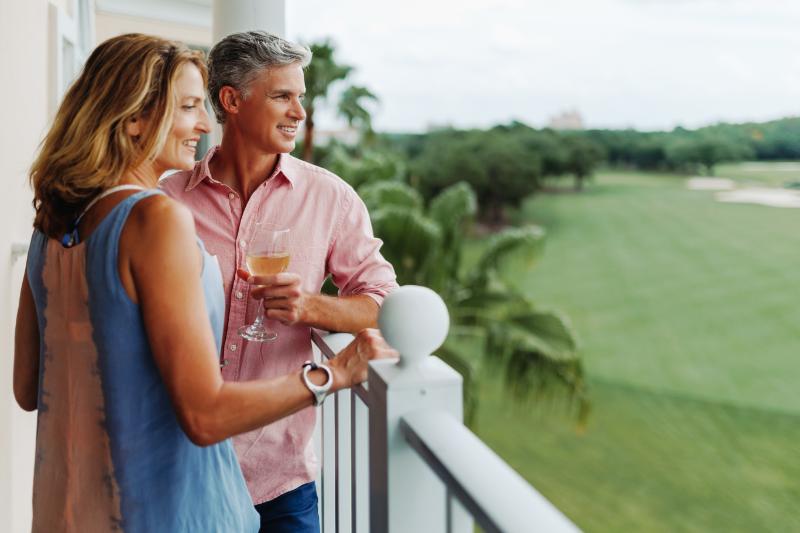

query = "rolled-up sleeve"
327;189;398;305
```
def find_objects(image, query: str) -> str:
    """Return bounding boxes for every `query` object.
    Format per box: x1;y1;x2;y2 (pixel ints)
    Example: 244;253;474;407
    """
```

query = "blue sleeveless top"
25;190;258;532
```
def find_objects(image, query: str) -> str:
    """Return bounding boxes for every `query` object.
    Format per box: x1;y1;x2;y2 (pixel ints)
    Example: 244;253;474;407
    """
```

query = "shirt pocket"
286;244;327;293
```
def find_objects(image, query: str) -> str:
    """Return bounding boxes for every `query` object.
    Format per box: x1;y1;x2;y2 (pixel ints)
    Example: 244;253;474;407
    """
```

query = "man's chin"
261;140;295;155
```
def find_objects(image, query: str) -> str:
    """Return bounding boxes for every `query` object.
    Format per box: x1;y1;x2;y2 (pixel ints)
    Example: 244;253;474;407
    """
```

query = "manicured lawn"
469;168;800;531
476;378;800;533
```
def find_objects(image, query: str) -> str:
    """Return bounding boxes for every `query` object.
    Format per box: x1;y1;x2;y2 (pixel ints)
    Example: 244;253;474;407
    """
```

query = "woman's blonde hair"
30;33;207;238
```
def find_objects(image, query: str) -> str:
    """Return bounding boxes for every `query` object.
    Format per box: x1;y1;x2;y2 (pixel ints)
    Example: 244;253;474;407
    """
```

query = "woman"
12;33;394;532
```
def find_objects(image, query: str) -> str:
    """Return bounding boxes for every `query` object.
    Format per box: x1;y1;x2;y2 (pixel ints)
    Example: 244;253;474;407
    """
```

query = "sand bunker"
687;177;800;208
687;177;735;191
715;188;800;208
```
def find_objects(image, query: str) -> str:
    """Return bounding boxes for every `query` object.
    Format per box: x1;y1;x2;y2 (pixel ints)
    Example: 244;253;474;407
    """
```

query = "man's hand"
236;269;379;333
237;268;309;326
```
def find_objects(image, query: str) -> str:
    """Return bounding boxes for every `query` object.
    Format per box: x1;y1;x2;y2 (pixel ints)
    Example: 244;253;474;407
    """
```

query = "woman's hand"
329;329;398;390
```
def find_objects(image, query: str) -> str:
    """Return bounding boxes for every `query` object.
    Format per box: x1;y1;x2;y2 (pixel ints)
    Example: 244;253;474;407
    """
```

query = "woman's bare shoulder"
126;192;196;240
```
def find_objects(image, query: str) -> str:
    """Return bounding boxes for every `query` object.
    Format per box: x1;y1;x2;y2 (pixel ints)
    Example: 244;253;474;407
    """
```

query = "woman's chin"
159;155;195;172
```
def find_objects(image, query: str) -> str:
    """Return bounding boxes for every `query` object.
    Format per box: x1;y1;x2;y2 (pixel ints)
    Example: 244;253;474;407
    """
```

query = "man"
160;31;397;532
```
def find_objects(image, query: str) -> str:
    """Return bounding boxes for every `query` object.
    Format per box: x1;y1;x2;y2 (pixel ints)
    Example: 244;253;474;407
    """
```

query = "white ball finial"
378;285;450;367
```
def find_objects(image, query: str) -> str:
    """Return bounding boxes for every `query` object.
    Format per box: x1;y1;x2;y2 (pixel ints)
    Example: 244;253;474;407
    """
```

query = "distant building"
548;109;585;130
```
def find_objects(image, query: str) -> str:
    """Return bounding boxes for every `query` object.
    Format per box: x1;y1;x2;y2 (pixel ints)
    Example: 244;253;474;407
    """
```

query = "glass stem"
252;299;266;328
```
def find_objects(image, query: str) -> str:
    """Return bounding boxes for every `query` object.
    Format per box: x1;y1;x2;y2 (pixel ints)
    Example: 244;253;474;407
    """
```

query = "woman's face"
155;62;212;172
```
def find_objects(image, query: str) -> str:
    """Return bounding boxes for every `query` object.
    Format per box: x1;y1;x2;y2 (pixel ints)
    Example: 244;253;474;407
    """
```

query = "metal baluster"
334;390;340;533
320;392;336;533
350;390;358;533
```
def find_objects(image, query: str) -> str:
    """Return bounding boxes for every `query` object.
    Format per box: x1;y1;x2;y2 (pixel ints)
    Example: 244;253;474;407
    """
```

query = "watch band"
302;361;333;406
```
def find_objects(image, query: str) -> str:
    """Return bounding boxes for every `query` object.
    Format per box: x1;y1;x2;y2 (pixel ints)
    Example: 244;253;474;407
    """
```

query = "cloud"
289;0;800;131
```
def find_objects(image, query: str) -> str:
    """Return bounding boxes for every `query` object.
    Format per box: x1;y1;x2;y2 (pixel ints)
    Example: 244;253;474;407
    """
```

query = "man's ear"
125;116;142;138
218;86;242;116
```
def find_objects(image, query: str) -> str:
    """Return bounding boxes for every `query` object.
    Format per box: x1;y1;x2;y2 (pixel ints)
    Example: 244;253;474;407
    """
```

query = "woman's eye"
182;105;196;110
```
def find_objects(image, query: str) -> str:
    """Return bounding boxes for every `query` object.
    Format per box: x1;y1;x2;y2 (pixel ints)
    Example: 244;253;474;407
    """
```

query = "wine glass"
238;223;291;342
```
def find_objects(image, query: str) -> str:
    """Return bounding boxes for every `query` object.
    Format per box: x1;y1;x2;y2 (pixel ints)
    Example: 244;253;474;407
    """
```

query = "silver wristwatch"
302;361;333;406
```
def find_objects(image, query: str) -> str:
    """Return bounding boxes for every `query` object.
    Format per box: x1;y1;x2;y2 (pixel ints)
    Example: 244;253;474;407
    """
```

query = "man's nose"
290;98;306;121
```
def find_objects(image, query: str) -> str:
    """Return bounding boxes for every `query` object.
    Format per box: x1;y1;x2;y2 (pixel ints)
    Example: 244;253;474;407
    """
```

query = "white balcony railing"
312;286;579;533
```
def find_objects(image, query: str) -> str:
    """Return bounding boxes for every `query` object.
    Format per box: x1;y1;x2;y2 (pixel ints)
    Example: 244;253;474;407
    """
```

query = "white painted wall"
0;1;50;530
0;2;284;530
95;10;212;48
212;0;285;41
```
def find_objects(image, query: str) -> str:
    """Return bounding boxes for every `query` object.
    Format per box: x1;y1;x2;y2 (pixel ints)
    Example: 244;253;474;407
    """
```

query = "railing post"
368;286;469;533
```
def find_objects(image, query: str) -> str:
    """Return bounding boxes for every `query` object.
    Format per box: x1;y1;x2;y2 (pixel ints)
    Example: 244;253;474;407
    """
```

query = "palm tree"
301;41;378;162
338;86;378;135
359;180;589;426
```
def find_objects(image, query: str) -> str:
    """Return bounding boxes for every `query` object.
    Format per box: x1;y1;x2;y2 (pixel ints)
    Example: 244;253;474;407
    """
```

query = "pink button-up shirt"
160;147;397;503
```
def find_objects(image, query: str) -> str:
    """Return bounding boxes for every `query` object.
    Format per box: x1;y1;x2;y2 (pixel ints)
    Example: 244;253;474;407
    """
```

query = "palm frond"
428;181;478;237
484;311;588;428
359;181;423;213
504;344;589;429
505;309;578;360
472;225;546;291
436;343;480;428
370;206;442;286
338;85;378;130
426;182;478;293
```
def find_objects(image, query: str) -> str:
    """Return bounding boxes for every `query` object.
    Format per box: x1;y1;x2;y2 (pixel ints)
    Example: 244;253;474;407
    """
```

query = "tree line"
582;117;800;174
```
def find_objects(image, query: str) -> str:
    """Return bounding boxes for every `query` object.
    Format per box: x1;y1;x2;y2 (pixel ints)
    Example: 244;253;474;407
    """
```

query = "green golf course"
471;166;800;532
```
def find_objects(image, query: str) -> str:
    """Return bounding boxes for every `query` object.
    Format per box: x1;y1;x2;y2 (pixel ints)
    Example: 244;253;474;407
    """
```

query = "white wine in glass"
246;252;290;276
239;224;291;342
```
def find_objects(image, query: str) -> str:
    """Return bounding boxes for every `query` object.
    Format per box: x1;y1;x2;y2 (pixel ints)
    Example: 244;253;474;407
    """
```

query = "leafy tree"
666;134;754;175
562;135;606;190
412;129;542;224
360;180;589;426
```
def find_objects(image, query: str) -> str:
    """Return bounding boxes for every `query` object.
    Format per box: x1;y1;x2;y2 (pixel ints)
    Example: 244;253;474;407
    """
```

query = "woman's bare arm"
14;274;40;411
124;195;393;446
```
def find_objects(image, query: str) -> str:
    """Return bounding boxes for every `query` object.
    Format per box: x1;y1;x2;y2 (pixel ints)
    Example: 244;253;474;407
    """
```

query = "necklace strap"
75;184;147;224
62;184;147;247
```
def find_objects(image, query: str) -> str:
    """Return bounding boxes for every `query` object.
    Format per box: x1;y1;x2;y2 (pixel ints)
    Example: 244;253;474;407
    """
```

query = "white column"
212;0;286;41
210;0;286;145
369;286;468;533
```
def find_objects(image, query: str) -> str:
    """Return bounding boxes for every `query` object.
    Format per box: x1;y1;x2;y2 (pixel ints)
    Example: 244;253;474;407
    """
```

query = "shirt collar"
184;146;297;192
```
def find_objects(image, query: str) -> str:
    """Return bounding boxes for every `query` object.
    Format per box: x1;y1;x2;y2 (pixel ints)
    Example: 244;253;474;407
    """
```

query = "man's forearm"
302;293;379;333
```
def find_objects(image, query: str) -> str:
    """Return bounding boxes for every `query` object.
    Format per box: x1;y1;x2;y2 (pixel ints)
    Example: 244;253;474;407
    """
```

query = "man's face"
235;63;306;155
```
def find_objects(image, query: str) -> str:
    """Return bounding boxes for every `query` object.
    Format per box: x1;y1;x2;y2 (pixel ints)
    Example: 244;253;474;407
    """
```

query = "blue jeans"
254;481;320;533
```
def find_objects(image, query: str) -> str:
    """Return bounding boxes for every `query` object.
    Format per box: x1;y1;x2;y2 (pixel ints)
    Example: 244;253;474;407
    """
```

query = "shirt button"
239;239;246;248
228;192;235;200
235;291;244;299
229;344;237;352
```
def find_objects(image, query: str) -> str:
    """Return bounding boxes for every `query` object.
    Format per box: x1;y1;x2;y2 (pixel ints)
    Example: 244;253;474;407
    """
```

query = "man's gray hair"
207;31;312;123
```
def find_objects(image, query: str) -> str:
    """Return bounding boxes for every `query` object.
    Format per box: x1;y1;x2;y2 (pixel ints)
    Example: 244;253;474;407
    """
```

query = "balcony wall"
0;2;53;530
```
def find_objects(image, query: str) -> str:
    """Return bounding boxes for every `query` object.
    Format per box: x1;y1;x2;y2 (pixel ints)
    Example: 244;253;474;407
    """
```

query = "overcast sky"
287;0;800;133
